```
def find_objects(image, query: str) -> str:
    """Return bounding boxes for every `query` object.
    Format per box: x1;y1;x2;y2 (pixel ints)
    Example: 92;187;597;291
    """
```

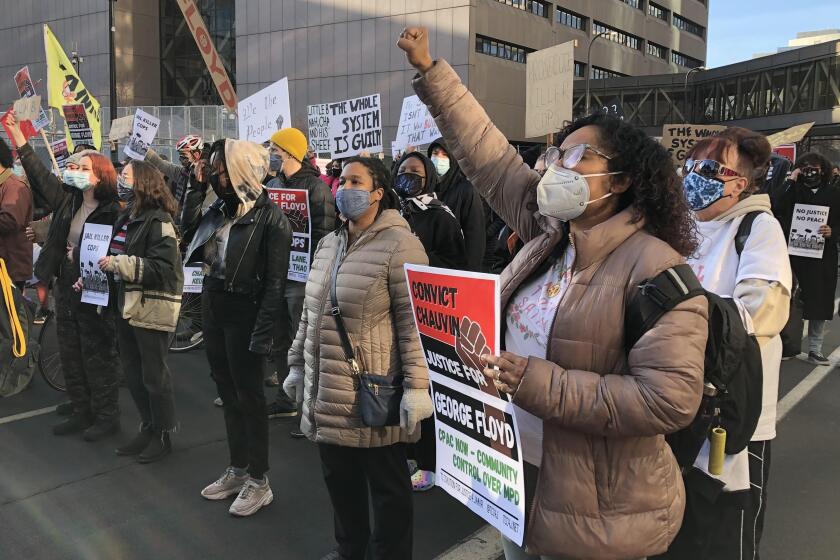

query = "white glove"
399;388;434;435
283;366;305;404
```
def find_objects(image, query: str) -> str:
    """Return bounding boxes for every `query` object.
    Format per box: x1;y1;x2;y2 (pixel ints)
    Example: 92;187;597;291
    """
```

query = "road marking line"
0;405;57;426
435;524;502;560
777;344;840;422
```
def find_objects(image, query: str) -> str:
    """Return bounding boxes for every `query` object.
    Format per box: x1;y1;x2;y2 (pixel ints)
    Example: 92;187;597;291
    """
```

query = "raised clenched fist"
397;27;434;74
455;315;490;377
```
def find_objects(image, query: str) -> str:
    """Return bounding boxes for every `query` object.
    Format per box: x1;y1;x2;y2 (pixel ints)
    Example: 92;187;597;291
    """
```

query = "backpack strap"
735;211;763;256
624;263;705;352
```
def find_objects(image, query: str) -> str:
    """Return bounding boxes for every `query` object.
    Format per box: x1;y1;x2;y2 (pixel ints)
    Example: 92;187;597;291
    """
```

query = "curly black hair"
556;114;698;256
794;152;834;188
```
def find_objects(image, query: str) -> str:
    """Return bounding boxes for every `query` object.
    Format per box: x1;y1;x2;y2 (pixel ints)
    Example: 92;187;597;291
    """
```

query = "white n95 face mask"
536;164;622;221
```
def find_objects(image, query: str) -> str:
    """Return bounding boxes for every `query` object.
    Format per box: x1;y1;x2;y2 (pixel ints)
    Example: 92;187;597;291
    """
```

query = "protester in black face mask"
393;152;466;270
182;138;292;517
776;152;840;364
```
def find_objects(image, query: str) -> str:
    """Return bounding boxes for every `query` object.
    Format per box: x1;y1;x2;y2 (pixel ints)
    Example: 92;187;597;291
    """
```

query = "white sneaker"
229;476;274;517
213;397;224;407
201;467;248;500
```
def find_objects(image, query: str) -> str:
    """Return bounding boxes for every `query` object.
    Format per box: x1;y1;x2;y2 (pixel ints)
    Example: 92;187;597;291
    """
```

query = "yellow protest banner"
44;24;102;150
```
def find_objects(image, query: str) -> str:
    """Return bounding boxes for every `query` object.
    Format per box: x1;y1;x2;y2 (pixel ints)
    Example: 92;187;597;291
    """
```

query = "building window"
646;41;667;59
619;0;641;8
672;50;704;68
494;0;550;18
591;66;627;80
648;2;669;21
475;35;534;64
160;0;235;105
673;13;705;38
574;61;586;78
556;8;586;31
593;21;641;50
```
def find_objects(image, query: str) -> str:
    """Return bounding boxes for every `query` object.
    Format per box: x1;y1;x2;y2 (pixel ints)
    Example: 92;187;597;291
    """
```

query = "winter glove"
399;388;434;436
283;366;305;404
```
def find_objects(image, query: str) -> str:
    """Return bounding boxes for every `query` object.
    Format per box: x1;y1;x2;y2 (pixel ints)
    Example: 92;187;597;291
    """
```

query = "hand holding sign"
819;225;832;238
13;95;41;122
482;352;528;395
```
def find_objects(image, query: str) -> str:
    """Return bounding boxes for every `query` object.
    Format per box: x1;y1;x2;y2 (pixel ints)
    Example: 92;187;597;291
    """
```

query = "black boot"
137;430;172;464
56;401;74;416
83;418;121;442
115;424;154;456
53;413;93;436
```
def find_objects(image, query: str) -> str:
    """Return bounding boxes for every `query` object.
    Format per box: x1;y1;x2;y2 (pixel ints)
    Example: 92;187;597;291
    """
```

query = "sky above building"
707;0;840;68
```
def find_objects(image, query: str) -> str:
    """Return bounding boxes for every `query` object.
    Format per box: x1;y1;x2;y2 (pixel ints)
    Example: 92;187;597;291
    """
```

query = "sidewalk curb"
435;525;503;560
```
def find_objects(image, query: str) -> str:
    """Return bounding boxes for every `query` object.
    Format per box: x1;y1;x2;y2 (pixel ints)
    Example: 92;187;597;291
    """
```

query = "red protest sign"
267;187;312;282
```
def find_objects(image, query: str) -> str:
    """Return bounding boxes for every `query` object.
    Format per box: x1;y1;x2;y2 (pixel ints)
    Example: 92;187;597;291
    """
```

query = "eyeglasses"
544;144;613;170
683;159;741;180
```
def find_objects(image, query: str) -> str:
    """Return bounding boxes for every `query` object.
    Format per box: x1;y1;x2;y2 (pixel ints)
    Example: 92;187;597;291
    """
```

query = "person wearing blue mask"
285;157;432;560
264;128;336;425
5;111;122;442
656;128;792;560
99;160;183;463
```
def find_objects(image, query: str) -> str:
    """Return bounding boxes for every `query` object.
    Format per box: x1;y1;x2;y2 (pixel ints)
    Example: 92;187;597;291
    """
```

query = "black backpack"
624;212;764;468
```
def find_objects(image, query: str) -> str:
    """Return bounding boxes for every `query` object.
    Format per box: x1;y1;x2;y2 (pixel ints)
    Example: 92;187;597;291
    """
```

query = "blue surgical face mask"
63;170;93;191
431;155;450;176
117;177;134;203
12;163;24;177
336;188;374;221
683;171;729;211
269;153;282;173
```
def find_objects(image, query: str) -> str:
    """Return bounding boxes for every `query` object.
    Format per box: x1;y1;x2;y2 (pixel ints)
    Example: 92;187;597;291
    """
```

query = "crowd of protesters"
1;24;839;560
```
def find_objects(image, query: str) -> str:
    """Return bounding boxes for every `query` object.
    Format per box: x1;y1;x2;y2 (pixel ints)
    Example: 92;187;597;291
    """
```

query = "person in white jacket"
659;128;792;560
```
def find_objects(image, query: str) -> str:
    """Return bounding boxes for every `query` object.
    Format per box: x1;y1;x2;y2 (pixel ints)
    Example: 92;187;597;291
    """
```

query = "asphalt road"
1;315;838;560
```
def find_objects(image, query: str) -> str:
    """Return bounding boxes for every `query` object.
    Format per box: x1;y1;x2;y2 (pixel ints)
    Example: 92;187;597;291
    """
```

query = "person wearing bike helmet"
145;134;204;218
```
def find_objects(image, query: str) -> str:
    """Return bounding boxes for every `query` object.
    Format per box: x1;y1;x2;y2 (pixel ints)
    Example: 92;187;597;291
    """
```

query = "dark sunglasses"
683;159;741;179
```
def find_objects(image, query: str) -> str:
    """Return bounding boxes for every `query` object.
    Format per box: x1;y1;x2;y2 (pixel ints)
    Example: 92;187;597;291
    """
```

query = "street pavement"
1;316;839;559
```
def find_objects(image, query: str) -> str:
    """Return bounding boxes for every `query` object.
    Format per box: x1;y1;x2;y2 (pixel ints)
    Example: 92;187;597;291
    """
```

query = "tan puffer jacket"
414;60;709;559
288;209;430;447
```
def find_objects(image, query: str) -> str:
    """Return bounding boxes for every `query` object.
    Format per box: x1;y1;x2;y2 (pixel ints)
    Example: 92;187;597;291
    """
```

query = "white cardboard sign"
395;95;441;150
327;94;382;159
183;266;204;293
80;223;112;306
307;103;331;154
124;109;161;160
788;203;830;259
525;41;574;138
238;77;292;144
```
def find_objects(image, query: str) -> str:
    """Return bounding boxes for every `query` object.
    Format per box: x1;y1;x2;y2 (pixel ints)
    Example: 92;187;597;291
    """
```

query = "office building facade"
1;0;708;145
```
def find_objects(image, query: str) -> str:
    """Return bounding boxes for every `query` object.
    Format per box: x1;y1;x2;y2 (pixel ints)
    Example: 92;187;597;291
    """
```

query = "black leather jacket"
183;189;291;354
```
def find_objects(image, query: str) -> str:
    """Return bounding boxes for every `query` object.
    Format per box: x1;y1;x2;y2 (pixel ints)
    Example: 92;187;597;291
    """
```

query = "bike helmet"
176;134;203;152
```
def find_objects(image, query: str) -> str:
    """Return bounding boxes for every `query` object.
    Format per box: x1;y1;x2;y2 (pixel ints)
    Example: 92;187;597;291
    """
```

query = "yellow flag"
43;24;102;150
